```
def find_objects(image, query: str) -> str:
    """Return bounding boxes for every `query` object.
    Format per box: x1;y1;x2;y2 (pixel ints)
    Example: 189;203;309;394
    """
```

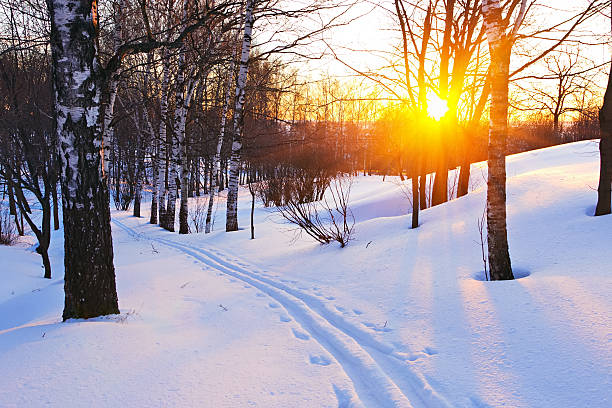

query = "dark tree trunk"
7;174;16;216
411;174;419;228
419;172;427;210
411;152;420;228
48;0;119;319
42;250;52;279
195;158;201;196
432;167;448;206
133;189;141;217
133;146;143;218
595;58;612;216
39;195;52;279
249;183;255;239
457;160;470;198
150;144;159;224
457;130;471;198
14;181;53;279
52;180;60;230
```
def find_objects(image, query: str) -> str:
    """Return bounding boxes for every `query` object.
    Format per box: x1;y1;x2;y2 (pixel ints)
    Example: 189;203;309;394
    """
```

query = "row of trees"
1;0;357;319
0;0;610;319
342;0;611;279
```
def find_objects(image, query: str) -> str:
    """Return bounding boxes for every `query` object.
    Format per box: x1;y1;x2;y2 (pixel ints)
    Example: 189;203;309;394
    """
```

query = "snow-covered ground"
1;140;610;407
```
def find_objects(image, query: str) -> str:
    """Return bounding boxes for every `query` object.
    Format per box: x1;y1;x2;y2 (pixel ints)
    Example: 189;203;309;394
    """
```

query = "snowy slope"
1;140;610;407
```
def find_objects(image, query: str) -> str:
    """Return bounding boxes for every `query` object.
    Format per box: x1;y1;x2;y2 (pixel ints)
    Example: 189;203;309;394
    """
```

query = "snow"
1;140;611;407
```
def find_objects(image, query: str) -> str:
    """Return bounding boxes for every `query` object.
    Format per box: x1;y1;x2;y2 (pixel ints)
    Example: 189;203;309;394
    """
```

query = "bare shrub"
258;172;332;207
0;207;17;245
189;197;208;233
276;177;355;248
254;144;336;208
113;182;133;211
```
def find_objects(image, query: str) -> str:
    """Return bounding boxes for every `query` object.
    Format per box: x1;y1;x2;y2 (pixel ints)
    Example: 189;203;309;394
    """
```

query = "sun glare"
427;93;449;120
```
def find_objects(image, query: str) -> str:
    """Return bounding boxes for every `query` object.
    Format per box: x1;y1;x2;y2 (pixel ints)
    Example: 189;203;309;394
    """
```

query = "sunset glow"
2;0;611;406
427;93;449;120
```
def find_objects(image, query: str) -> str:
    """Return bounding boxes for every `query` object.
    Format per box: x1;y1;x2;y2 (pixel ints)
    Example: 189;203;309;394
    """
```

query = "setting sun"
427;93;449;120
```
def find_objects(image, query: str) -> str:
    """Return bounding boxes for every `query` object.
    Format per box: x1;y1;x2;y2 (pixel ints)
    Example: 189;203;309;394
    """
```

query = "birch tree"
47;0;120;319
206;59;235;233
481;0;528;280
158;47;171;229
46;0;237;318
177;72;200;234
226;0;255;232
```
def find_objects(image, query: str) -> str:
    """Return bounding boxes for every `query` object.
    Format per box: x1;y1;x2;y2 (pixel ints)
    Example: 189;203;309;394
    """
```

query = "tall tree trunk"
143;52;158;224
226;0;255;232
416;3;432;212
411;172;419;228
150;135;159;224
431;0;455;206
158;48;171;228
48;0;119;319
482;0;514;280
101;0;124;180
176;2;190;235
595;26;612;216
177;75;200;234
206;59;235;233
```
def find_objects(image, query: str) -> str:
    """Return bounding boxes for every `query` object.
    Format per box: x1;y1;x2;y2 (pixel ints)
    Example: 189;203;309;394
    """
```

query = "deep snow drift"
1;140;610;407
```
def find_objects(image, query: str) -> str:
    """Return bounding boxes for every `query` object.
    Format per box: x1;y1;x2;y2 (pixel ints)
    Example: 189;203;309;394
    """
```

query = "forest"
0;0;611;407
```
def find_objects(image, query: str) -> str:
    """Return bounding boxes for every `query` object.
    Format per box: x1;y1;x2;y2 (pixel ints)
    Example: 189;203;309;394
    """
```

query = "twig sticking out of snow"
477;207;489;281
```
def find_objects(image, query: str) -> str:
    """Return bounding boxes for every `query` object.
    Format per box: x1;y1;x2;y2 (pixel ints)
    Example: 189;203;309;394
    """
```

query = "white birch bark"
101;0;125;179
166;0;188;232
48;0;118;319
481;0;527;280
178;74;200;234
205;59;235;233
226;0;255;232
158;47;171;228
143;51;159;224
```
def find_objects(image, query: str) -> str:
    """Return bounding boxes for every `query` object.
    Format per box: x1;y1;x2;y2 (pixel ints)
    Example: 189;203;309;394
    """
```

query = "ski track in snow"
112;218;451;408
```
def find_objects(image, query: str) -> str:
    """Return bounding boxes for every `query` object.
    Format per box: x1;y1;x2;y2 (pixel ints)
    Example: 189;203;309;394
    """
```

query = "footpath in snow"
1;140;611;407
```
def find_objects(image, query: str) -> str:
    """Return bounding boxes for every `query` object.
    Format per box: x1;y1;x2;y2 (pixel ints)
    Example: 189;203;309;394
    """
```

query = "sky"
258;1;610;95
254;0;611;119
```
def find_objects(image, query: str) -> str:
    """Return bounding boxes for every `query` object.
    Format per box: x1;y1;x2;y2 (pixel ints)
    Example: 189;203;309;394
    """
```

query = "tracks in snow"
112;218;450;408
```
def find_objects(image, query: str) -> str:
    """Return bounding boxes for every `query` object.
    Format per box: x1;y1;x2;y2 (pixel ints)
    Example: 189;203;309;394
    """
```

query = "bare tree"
595;2;612;216
481;0;528;280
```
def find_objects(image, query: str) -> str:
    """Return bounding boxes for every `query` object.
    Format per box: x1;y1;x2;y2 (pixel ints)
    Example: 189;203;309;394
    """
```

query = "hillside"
1;140;610;407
